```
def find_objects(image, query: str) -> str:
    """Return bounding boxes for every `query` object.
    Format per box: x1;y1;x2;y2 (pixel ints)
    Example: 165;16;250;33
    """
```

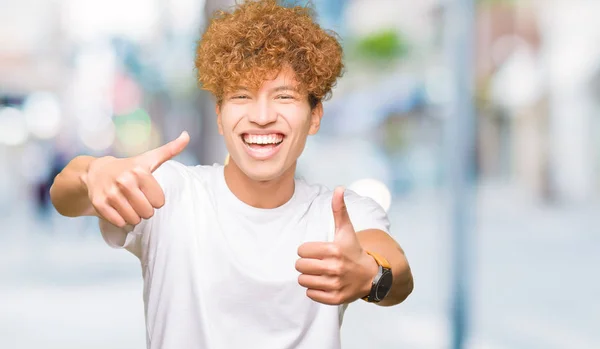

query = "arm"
50;131;190;227
50;155;97;217
295;187;413;307
357;229;414;307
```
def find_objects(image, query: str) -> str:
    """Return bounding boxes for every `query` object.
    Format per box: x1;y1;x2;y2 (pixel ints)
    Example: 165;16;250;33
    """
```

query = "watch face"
375;270;393;300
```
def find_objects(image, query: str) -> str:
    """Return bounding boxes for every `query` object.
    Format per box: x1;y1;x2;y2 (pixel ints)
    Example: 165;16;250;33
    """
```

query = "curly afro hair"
195;0;344;108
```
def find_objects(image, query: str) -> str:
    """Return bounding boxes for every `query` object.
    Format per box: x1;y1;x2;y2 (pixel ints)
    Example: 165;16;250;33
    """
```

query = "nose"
247;99;277;126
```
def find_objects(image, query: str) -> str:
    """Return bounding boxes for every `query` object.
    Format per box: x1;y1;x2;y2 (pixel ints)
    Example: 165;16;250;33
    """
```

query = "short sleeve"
98;219;145;259
97;160;183;260
344;189;391;234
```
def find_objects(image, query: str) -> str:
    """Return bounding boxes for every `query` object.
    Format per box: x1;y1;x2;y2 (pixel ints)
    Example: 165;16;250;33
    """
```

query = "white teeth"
243;134;283;145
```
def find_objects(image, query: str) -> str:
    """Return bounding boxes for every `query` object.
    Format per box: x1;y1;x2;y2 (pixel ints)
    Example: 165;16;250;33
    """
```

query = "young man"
50;1;413;348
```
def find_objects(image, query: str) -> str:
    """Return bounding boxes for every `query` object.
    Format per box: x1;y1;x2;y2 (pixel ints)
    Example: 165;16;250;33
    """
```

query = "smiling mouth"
242;133;284;147
240;133;285;158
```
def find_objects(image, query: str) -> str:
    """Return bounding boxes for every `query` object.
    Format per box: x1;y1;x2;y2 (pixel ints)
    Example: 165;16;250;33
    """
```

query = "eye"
232;95;250;100
276;95;294;100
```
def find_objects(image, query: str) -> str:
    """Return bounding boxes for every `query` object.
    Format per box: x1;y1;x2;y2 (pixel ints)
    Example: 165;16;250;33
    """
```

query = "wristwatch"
362;251;393;303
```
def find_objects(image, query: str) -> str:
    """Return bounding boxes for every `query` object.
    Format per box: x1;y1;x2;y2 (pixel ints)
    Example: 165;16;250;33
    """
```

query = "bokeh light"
77;108;114;132
348;178;392;212
112;74;142;115
114;108;153;155
78;119;116;152
0;107;29;146
22;92;63;140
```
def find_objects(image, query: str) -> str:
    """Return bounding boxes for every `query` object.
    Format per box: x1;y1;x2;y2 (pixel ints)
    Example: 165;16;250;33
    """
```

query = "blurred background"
1;0;599;348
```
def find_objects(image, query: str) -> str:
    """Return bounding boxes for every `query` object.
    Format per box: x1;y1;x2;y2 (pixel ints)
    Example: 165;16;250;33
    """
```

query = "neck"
223;160;296;209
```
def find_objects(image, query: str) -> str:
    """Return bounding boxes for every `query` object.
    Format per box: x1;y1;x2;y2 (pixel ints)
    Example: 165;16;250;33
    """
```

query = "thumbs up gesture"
296;187;379;305
82;131;190;228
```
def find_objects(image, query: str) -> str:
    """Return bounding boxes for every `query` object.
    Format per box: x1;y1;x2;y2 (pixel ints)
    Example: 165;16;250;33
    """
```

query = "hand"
295;187;379;305
82;131;190;228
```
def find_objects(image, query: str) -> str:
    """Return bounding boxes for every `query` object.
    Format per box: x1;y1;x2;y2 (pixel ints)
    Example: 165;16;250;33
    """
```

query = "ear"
216;103;223;135
308;102;323;135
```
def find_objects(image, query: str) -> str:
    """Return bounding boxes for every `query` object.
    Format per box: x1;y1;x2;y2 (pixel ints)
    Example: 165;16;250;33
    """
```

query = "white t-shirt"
99;161;390;349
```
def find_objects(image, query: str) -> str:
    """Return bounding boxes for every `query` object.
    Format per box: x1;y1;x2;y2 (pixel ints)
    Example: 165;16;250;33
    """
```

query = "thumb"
332;186;352;235
140;131;190;172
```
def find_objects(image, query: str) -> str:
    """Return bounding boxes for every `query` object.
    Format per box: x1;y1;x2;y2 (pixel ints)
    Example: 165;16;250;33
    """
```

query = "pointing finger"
140;131;190;172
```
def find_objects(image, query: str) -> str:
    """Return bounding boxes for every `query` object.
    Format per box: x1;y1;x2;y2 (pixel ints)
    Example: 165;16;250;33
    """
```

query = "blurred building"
475;0;600;203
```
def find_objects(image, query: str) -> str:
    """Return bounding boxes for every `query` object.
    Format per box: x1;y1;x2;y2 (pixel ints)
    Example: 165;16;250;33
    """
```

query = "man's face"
217;66;323;182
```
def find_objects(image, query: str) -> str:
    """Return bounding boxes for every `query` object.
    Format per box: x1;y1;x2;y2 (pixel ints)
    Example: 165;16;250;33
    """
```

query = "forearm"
49;155;97;217
357;229;414;306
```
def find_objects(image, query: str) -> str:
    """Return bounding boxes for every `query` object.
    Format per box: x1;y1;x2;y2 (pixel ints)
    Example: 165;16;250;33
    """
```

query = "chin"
239;161;287;182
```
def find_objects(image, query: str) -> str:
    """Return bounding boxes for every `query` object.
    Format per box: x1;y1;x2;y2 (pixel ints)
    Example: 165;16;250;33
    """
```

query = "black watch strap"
362;251;393;303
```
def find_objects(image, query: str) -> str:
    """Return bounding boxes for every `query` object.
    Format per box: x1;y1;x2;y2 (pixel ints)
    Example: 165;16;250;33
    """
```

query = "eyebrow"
271;85;300;93
228;85;300;94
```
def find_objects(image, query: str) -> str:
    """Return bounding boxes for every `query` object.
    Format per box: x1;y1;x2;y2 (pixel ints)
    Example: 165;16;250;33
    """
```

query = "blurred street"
2;181;598;349
2;0;600;348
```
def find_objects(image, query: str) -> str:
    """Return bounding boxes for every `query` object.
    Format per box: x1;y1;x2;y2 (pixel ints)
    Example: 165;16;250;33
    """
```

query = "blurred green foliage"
353;29;409;63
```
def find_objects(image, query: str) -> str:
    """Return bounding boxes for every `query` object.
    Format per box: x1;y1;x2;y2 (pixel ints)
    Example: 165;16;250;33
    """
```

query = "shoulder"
304;181;390;234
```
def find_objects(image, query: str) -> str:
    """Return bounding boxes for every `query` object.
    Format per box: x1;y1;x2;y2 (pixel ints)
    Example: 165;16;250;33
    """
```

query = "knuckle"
131;166;148;177
329;262;344;275
105;186;121;201
330;277;342;290
328;244;342;257
91;197;105;209
116;173;134;187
